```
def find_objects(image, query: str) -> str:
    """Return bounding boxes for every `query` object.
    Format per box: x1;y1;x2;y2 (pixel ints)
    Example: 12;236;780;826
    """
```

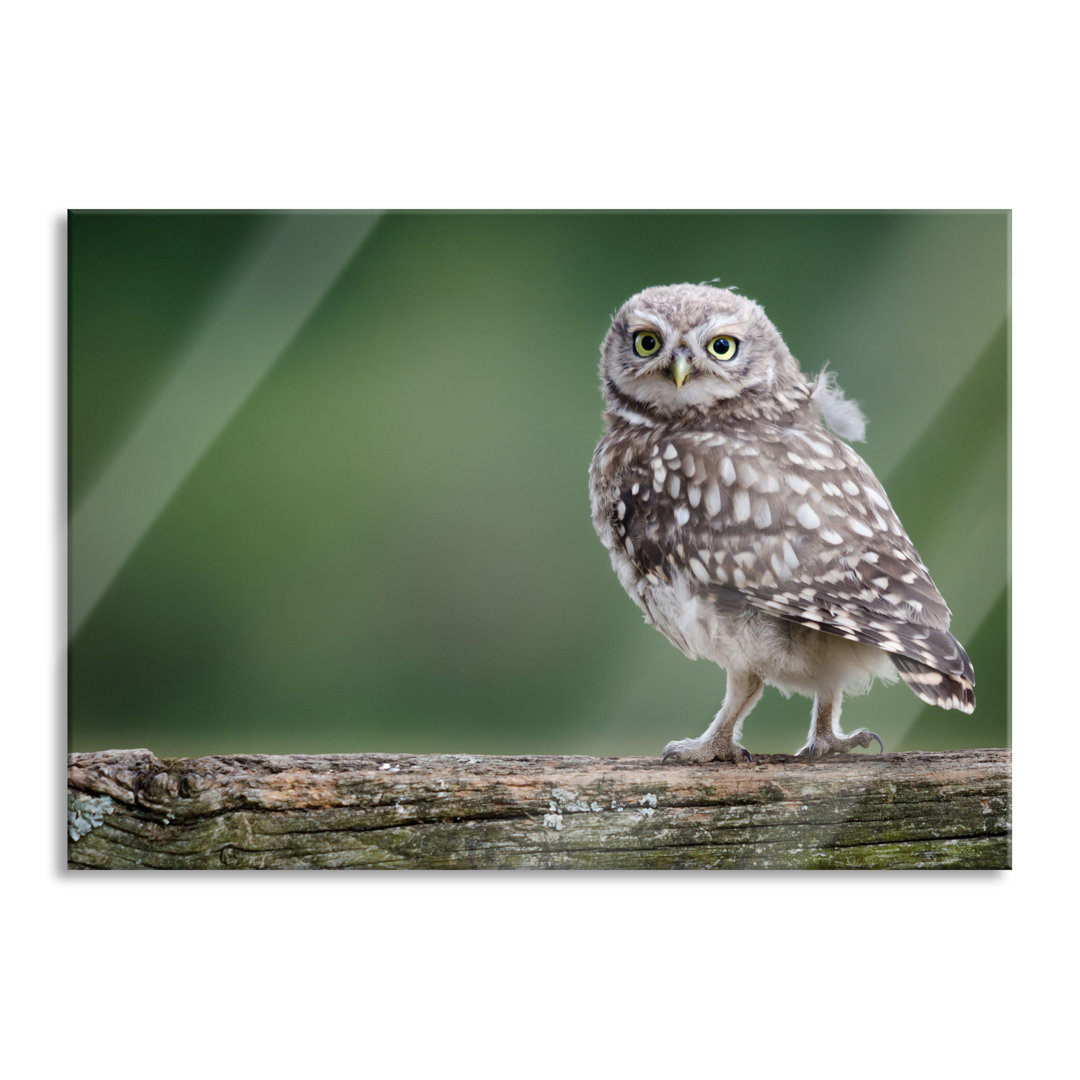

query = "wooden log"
67;748;1011;870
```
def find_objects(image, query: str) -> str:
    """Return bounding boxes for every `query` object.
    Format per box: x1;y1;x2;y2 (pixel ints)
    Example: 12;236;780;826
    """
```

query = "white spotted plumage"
589;283;975;764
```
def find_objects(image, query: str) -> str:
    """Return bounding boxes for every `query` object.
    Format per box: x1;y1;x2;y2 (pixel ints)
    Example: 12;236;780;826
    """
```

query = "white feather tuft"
811;368;866;442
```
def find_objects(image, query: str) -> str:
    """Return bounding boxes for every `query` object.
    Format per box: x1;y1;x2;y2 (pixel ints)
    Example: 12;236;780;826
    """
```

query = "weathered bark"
67;748;1010;870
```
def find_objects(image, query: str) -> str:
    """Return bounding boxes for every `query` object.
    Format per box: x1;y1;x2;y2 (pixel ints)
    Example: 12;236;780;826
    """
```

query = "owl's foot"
796;728;884;762
662;674;764;765
662;735;754;765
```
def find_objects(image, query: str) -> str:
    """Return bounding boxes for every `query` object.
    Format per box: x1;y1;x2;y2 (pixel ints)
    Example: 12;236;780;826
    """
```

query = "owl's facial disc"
606;318;746;417
600;285;807;422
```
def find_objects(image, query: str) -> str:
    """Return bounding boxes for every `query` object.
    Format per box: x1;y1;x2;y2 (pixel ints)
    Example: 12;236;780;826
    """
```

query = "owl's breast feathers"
590;416;974;703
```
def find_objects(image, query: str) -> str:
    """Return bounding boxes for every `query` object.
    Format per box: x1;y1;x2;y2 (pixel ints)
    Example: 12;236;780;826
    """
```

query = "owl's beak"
670;354;693;389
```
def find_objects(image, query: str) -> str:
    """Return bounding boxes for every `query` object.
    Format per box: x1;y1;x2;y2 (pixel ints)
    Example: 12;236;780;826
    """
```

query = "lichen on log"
67;748;1011;870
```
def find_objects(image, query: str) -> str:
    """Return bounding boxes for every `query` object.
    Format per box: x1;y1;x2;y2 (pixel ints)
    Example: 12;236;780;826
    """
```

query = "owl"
589;283;975;763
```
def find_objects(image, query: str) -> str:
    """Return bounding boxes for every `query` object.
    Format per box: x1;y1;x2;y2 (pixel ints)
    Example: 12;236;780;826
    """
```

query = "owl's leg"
662;671;764;765
796;692;884;762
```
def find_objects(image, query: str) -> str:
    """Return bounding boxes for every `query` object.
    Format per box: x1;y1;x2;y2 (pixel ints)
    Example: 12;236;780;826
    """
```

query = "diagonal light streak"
69;211;382;637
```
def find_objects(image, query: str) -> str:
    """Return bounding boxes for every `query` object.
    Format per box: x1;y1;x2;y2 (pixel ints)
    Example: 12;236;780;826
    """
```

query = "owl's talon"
796;727;884;761
847;727;884;753
662;735;753;765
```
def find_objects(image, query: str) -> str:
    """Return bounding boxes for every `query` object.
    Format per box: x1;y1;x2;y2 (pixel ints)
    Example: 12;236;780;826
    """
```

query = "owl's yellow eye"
707;335;739;362
633;330;662;358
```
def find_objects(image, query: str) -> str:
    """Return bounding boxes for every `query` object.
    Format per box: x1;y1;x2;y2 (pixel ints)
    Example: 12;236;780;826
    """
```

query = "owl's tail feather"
892;654;976;714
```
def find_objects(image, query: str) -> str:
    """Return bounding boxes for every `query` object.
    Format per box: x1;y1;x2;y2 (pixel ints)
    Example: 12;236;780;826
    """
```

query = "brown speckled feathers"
595;420;974;711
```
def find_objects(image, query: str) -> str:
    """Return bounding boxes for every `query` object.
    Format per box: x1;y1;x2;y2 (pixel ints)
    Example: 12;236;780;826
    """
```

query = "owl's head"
599;283;805;423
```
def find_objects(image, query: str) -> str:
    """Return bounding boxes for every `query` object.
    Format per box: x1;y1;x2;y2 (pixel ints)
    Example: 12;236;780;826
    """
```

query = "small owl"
589;283;974;763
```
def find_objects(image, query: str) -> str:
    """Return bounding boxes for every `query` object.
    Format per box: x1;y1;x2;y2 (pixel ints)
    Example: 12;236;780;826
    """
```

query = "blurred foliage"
68;211;1008;756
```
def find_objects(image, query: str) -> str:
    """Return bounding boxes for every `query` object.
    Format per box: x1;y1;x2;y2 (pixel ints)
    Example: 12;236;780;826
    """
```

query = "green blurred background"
68;211;1008;757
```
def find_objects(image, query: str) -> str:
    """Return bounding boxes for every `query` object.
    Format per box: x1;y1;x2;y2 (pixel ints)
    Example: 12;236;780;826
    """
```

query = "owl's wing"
613;425;974;700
